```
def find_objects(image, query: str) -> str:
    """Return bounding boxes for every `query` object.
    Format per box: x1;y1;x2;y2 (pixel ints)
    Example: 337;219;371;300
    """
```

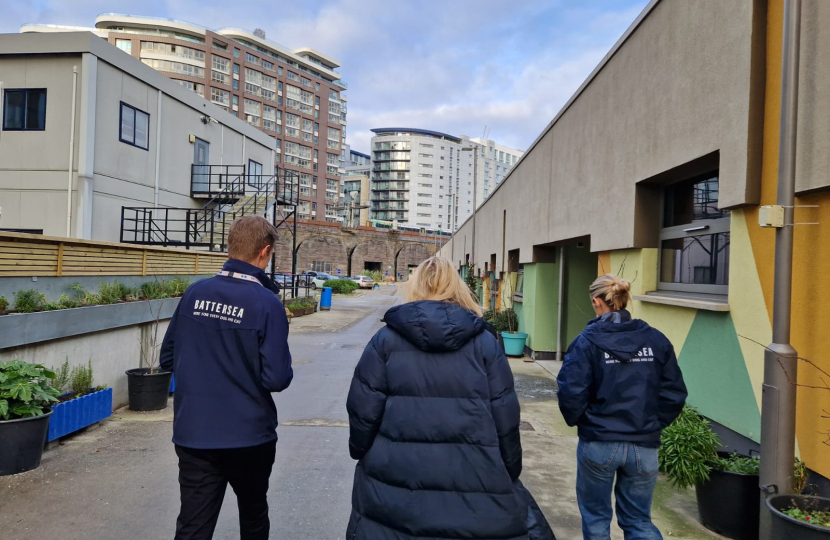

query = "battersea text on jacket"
556;310;687;447
346;300;529;540
160;259;293;449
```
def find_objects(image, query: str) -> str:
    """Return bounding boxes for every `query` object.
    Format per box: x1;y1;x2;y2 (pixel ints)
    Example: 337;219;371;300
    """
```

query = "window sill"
512;295;523;303
633;292;729;312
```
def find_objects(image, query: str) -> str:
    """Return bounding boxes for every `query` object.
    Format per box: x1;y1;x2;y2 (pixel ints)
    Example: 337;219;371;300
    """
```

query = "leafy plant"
0;295;8;312
0;360;60;420
713;454;759;475
783;506;830;528
69;283;101;306
794;457;809;494
658;406;721;489
464;264;479;301
70;360;94;397
482;309;495;323
324;279;358;294
366;270;383;284
52;358;71;393
13;289;46;313
99;280;133;305
493;309;519;333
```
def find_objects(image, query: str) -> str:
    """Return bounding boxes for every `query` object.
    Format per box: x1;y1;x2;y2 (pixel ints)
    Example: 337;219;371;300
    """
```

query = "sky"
1;0;650;154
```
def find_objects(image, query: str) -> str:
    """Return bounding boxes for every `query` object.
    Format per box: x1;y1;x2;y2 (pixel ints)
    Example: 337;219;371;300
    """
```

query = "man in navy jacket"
160;215;293;540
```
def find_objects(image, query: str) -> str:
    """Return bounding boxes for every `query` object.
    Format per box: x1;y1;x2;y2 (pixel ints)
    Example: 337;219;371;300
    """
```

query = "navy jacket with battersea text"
160;259;293;449
556;310;687;447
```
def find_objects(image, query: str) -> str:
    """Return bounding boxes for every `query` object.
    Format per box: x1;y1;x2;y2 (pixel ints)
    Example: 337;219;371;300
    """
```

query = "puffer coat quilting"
346;300;528;540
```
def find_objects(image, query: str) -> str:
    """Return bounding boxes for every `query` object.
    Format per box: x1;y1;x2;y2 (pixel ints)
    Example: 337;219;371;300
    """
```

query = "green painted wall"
678;311;762;442
518;262;559;352
563;246;598;346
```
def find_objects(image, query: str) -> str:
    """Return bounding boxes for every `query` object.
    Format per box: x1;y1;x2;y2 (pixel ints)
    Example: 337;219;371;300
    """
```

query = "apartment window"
143;59;205;78
262;59;274;71
213;41;227;51
234;48;239;58
300;76;311;87
210;88;230;109
417;174;433;178
211;55;230;85
659;171;730;295
246;52;259;64
278;67;283;75
119;102;149;150
175;80;204;97
419;153;433;158
420;163;433;168
278;81;283;91
234;64;240;75
287;71;299;81
233;80;239;90
116;39;132;54
263;105;277;131
316;82;320;91
327;127;340;151
141;42;204;61
233;95;239;107
3;89;47;131
244;99;261;127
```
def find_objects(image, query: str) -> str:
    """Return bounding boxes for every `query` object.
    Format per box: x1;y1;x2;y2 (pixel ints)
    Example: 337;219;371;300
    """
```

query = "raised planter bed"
47;387;113;442
0;298;181;350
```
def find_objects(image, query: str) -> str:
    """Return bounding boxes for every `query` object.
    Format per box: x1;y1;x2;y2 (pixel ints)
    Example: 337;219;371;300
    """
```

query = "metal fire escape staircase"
120;165;299;253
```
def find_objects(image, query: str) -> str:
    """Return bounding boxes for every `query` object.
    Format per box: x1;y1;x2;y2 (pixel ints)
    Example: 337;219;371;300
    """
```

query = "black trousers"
174;441;277;540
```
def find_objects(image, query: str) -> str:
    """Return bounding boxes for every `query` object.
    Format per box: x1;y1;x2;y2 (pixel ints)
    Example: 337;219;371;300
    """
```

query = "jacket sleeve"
159;301;181;372
658;342;687;428
259;300;293;392
484;336;522;481
346;337;388;460
557;335;594;426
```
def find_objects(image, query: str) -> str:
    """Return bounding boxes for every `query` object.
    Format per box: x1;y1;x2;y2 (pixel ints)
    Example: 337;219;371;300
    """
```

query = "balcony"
372;201;408;211
371;192;409;202
372;181;409;191
191;165;246;200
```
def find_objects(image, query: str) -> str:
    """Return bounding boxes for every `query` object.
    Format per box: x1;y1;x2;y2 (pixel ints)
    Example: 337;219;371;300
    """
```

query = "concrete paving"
0;290;723;540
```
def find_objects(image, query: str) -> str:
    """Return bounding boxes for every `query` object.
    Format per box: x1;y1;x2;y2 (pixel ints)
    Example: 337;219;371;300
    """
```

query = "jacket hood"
581;313;653;362
383;300;485;352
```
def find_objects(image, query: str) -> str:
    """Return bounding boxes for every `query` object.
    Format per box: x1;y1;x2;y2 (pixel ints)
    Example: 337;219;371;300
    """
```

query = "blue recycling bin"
320;287;333;311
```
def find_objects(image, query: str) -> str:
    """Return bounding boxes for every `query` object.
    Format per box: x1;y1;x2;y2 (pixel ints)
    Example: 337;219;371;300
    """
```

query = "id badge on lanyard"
217;271;264;287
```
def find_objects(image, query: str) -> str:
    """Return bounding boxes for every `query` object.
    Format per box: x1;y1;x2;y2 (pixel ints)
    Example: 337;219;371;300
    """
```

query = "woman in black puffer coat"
346;256;555;540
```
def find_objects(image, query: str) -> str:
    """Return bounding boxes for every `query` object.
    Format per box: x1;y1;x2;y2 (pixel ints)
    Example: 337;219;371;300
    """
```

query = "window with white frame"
210;88;230;110
174;80;204;97
658;171;730;295
143;58;205;79
210;55;230;85
116;39;132;54
263;105;277;131
327;127;340;151
285;112;300;138
244;99;261;127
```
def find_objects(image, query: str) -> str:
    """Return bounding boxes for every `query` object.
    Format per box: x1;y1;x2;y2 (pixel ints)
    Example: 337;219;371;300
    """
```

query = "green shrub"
482;309;494;323
286;296;316;310
52;358;71;393
493;309;518;333
13;289;46;313
0;360;60;420
166;277;191;297
99;280;134;305
69;283;101;306
324;279;358;294
70;360;95;397
366;270;383;283
0;296;8;312
713;454;759;475
658;406;721;489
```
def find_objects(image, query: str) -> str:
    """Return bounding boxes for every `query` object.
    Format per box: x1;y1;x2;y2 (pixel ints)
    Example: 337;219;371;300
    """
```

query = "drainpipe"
556;246;566;361
153;90;162;208
66;66;78;237
759;1;801;538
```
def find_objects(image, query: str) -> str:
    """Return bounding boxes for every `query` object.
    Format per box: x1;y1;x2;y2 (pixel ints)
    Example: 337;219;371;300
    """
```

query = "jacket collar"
589;309;632;326
221;259;280;294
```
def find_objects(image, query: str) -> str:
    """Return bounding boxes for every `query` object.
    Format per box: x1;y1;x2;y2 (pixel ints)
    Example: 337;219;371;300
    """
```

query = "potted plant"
768;494;830;538
47;359;112;442
126;300;173;411
0;360;60;476
660;406;810;539
496;308;527;357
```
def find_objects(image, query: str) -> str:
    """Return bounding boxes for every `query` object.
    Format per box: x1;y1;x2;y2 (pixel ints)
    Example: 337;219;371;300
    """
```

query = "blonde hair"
405;256;483;316
589;274;631;311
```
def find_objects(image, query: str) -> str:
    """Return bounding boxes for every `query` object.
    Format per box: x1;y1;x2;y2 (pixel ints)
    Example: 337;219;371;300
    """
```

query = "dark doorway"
364;261;381;272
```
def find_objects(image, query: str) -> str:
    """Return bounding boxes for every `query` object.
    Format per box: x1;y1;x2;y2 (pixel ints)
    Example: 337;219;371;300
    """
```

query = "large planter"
696;466;760;539
502;331;528;357
126;368;173;411
0;410;52;476
47;387;113;442
289;308;305;318
768;494;830;539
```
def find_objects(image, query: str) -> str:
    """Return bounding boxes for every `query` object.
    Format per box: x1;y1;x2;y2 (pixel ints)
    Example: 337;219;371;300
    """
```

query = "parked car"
352;275;375;289
309;272;332;289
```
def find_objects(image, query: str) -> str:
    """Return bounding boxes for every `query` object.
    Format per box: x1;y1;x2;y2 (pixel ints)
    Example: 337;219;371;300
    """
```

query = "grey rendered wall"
445;0;765;269
795;0;830;194
0;54;83;235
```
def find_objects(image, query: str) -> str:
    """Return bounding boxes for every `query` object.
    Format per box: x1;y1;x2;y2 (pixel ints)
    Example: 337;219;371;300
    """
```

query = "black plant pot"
768;494;830;539
0;410;52;476
126;368;173;411
696;467;760;539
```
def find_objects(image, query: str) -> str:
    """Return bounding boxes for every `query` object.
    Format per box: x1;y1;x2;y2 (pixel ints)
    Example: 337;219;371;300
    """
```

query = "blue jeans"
576;440;662;540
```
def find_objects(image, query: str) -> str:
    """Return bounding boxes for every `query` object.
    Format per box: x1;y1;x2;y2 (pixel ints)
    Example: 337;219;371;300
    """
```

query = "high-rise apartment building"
21;14;348;223
369;128;523;232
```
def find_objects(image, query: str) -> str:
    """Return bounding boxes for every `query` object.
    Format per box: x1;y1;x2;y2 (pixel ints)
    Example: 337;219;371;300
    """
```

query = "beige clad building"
0;31;276;243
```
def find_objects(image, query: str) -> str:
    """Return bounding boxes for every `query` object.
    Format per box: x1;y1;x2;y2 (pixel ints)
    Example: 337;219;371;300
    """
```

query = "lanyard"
217;270;264;287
